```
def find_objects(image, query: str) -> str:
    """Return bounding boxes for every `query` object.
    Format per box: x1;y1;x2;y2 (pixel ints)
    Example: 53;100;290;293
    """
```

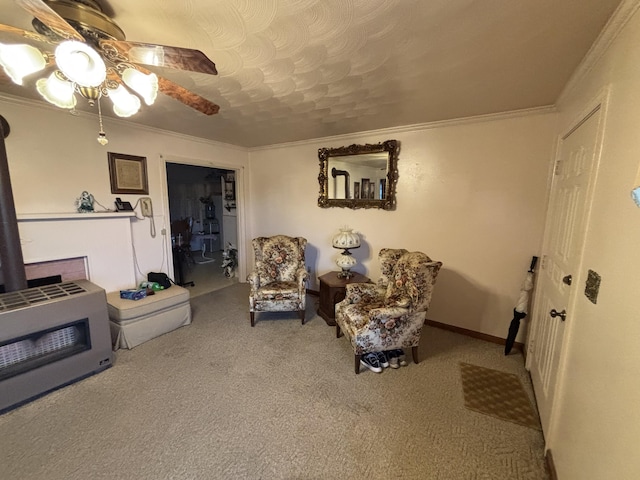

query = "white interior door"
527;105;603;434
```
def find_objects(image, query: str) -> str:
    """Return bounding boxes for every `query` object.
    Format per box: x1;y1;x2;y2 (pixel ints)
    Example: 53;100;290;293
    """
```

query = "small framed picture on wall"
108;152;149;194
354;182;360;199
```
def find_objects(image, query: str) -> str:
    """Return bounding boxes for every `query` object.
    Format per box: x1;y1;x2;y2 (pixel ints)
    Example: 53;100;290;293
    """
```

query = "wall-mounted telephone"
115;197;133;211
140;197;153;217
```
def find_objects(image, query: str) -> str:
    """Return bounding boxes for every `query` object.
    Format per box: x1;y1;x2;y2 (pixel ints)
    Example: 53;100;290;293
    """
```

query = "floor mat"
460;362;541;430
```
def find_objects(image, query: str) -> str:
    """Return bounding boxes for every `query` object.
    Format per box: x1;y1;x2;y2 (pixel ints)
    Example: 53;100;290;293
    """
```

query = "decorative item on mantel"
332;227;361;278
75;191;95;213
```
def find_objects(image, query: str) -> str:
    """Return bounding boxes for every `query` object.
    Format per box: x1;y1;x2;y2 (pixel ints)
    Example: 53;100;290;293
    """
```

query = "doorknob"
549;309;567;321
562;274;572;285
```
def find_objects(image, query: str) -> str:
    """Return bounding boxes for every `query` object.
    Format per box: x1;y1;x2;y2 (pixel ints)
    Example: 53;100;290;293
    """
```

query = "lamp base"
337;269;354;279
335;249;357;279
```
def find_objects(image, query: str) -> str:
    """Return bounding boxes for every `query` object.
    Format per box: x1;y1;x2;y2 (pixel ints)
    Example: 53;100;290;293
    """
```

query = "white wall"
1;97;248;291
248;112;557;340
542;4;640;478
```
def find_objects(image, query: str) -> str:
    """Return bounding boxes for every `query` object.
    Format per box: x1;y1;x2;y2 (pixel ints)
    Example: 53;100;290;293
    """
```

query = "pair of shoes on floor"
360;352;388;373
360;351;406;373
386;349;407;369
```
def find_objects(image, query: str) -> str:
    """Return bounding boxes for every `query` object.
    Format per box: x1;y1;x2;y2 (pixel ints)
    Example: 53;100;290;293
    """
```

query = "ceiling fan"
0;0;219;144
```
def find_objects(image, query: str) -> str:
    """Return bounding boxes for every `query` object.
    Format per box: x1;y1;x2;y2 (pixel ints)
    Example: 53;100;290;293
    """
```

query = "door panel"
528;107;602;434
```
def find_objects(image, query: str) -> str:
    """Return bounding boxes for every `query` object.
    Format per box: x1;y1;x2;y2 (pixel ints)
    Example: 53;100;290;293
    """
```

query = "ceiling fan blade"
16;0;84;41
0;23;50;43
135;65;219;115
100;40;218;75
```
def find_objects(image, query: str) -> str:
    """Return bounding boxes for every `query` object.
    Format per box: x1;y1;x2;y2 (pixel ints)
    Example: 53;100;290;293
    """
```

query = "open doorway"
166;163;239;297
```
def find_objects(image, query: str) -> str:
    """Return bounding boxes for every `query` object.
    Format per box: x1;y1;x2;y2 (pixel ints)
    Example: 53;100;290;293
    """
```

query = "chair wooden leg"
250;312;255;327
412;346;420;364
355;354;361;374
336;324;343;338
300;310;305;325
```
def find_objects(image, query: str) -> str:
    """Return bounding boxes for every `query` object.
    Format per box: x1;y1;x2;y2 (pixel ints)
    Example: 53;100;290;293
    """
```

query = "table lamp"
332;227;361;278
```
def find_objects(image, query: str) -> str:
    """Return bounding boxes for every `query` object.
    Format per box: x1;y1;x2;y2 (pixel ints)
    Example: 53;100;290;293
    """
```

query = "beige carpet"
0;283;548;479
460;362;541;430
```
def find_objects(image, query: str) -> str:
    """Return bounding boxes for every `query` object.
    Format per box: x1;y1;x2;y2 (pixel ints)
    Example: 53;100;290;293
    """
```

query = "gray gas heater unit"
0;279;113;414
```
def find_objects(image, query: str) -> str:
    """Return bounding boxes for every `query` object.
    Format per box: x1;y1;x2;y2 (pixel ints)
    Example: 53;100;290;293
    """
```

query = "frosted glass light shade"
108;84;141;117
332;227;360;249
55;40;106;87
36;71;77;109
0;43;46;85
122;68;158;105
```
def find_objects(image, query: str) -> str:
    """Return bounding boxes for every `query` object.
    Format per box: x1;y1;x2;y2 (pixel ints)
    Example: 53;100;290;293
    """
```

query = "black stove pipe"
0;115;28;292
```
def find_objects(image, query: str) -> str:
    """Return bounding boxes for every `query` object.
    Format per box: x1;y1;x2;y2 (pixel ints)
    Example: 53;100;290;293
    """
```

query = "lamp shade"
55;40;106;88
332;227;360;249
108;84;141;117
122;68;158;105
36;71;77;109
0;43;46;85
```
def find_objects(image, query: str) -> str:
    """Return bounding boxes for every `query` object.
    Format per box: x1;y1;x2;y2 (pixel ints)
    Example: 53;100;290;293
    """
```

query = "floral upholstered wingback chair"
248;235;309;327
335;248;443;373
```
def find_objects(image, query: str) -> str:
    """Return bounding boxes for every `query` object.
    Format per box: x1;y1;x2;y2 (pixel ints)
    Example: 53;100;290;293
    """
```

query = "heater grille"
0;282;87;312
0;280;113;413
0;320;89;381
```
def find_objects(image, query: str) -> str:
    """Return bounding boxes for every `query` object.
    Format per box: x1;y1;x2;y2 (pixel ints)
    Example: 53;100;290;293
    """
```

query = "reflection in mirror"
318;140;398;210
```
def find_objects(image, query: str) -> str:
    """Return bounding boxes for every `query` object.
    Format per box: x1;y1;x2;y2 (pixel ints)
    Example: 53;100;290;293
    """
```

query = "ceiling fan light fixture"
108;84;141;117
122;68;158;105
0;43;46;85
36;71;77;109
77;85;101;106
55;40;106;88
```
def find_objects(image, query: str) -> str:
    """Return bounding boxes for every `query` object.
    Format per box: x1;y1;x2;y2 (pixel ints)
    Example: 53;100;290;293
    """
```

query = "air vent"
0;282;87;312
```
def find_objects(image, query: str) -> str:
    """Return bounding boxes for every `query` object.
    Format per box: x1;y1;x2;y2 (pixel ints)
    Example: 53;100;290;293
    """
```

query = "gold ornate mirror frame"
318;139;399;210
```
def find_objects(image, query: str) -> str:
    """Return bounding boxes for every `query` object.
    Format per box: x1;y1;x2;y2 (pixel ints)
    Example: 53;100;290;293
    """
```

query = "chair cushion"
340;299;386;330
254;281;300;300
107;286;190;322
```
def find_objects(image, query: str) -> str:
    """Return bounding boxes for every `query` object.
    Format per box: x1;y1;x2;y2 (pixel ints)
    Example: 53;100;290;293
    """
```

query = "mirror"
318;140;399;210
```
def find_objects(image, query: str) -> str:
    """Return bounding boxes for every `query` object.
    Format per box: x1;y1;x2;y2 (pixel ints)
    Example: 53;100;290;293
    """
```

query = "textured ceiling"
0;0;623;147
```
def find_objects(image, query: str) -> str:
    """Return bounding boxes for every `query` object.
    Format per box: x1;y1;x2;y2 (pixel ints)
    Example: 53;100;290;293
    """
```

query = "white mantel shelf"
17;212;136;221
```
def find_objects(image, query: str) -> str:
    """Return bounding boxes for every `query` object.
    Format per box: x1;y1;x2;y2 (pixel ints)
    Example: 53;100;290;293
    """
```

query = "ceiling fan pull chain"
96;96;108;146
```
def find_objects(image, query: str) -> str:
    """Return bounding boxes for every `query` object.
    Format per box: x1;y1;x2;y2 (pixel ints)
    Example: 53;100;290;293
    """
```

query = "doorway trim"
159;154;247;283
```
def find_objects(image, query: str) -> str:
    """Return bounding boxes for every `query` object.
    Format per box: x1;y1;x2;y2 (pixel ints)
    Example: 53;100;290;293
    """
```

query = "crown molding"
558;0;640;104
249;105;556;152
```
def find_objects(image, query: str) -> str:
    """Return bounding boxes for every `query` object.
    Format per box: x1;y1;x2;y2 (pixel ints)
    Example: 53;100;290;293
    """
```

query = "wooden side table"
317;271;370;326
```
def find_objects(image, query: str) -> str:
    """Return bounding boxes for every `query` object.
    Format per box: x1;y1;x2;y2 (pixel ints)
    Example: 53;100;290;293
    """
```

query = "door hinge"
541;255;547;270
